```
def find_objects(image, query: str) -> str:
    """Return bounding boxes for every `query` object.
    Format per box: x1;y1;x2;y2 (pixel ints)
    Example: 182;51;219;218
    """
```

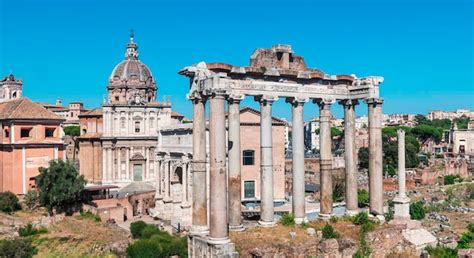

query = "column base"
318;213;332;220
188;235;239;258
229;224;245;232
345;209;359;216
190;225;209;236
294;217;308;225
258;220;276;228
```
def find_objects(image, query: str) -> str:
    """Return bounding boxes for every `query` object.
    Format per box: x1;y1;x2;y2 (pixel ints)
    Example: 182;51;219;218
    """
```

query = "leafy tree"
431;119;452;130
444;175;462;185
130;220;148;239
357;189;369;208
36;160;86;214
314;127;342;138
0;191;21;213
0;238;37;258
410;201;426;220
453;116;470;129
358;147;369;169
63;125;80;136
412;125;443;144
415;114;430;125
24;190;39;210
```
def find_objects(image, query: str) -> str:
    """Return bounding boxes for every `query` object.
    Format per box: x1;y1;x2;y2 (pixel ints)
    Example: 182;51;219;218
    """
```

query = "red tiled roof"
0;98;64;120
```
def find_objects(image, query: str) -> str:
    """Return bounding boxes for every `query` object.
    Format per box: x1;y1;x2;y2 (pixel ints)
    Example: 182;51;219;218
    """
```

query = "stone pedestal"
188;234;239;258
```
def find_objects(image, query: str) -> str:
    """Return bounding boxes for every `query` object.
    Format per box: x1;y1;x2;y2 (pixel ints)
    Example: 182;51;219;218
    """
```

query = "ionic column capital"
286;97;308;107
254;95;278;105
365;98;384;106
227;94;245;104
338;99;359;108
189;94;207;104
313;98;335;108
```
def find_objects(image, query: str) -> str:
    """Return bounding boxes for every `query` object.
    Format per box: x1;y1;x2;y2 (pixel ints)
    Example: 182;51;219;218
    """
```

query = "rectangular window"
21;128;32;138
135;121;140;133
45;128;55;137
244;181;255;198
4;129;9;138
242;150;255;165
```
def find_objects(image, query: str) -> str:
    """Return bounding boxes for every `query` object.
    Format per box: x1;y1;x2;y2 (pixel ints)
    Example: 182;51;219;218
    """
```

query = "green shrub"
126;233;188;257
63;126;80;136
357;189;369;208
0;191;21;213
77;210;101;222
329;216;339;223
425;245;457;258
141;225;161;239
0;238;37;258
322;223;339;239
353;212;369;225
468;223;474;233
444;175;463;185
360;221;375;233
130;220;147;239
279;213;295;226
24;190;39;210
18;223;48;237
410;201;426;220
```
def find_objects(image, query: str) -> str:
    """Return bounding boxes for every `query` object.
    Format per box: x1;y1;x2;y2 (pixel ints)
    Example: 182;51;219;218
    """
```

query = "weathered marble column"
208;90;229;241
394;129;410;219
340;99;359;215
287;97;307;224
367;98;384;216
256;95;278;227
190;96;208;235
316;98;334;218
228;94;245;231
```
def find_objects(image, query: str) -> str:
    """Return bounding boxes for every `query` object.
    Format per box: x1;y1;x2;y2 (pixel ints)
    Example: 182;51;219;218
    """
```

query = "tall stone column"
190;97;208;235
208;90;229;242
340;99;359;215
394;129;410;219
287;97;307;224
228;94;245;231
367;98;384;216
255;95;278;227
316;98;334;218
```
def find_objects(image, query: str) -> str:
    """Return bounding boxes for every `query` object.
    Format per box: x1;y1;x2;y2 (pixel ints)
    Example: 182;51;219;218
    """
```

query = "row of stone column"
190;92;384;242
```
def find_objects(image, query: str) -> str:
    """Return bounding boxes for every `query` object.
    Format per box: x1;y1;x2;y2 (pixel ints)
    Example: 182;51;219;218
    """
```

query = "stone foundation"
188;235;239;258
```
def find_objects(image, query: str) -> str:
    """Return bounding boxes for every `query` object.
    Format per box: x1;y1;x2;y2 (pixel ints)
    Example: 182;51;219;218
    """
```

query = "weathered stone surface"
306;227;316;236
319;238;339;254
403;228;438;250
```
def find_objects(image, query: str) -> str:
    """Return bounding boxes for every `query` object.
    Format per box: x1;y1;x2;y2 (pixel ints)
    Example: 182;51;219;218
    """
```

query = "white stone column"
108;148;113;182
182;159;188;203
394;129;410;219
316;98;334;218
228;94;245;231
340;99;359;215
145;148;149;180
102;147;107;182
208;90;229;241
164;159;171;201
287;97;307;224
156;159;163;199
117;148;121;180
367;98;384;216
255;95;278;227
190;96;208;235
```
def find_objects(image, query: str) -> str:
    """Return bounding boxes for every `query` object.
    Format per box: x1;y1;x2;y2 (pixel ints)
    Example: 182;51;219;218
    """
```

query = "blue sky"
1;0;473;120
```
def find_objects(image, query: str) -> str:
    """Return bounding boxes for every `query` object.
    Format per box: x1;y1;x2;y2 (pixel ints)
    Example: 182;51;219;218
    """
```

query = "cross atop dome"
125;30;139;60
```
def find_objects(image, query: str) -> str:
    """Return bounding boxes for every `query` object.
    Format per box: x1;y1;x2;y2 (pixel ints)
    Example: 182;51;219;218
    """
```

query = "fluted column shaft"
191;97;208;234
209;92;228;240
367;98;384;215
341;99;359;214
289;98;307;223
256;96;277;226
228;95;244;231
317;99;334;217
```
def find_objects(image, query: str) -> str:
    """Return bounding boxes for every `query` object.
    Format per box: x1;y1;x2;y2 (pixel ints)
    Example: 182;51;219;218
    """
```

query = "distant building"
428;109;474;120
0;98;65;194
0;73;22;103
42;99;89;126
78;108;103;184
451;120;474;155
383;113;416;127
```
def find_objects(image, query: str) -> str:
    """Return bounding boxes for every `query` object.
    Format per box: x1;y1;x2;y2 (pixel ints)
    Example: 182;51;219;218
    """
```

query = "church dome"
109;33;155;84
107;32;157;105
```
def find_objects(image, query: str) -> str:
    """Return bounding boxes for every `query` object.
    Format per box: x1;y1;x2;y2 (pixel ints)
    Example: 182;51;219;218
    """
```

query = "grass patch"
279;213;295;226
77;210;101;222
18;223;48;237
